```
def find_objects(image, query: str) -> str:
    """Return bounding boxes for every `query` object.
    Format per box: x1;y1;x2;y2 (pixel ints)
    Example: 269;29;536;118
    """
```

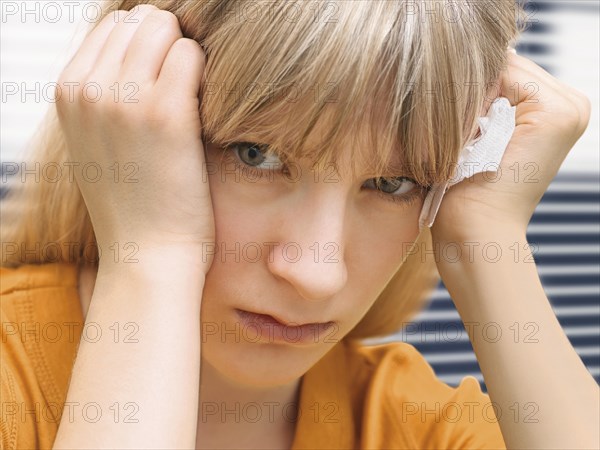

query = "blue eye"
222;141;427;207
363;177;426;207
231;142;284;171
365;177;416;195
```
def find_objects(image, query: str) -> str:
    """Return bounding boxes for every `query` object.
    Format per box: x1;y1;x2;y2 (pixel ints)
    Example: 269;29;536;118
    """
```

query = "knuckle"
56;73;80;110
56;73;70;96
577;93;592;118
109;9;127;24
170;38;205;67
101;93;129;118
566;91;592;134
54;86;68;117
577;98;592;133
132;4;158;13
146;9;180;30
56;69;70;86
176;37;202;54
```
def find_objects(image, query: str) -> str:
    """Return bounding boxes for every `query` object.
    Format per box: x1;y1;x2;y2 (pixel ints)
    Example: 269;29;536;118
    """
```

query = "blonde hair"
1;0;527;339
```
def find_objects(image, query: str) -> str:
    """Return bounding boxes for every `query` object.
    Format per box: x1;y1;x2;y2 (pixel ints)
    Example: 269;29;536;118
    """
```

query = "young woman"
1;1;597;449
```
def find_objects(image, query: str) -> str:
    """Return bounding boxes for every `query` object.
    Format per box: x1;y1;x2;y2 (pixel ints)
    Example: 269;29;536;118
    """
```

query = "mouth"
234;308;337;345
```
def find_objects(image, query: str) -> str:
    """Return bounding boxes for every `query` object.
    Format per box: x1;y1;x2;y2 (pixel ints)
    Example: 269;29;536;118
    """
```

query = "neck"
196;358;301;450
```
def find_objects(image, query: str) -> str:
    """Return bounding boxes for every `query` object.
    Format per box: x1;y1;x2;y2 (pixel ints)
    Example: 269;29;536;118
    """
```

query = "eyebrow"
212;131;418;179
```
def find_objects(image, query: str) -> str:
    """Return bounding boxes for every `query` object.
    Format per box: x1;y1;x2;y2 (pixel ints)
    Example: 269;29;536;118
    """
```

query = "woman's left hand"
428;52;600;450
431;50;592;242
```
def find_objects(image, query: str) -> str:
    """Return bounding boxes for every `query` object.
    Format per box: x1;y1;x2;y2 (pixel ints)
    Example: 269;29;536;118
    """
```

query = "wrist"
96;241;213;276
430;220;527;247
431;229;538;312
431;228;532;281
92;255;206;320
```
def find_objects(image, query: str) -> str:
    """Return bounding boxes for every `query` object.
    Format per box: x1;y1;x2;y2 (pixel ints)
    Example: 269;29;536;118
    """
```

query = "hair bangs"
191;1;409;181
110;0;528;189
3;0;528;340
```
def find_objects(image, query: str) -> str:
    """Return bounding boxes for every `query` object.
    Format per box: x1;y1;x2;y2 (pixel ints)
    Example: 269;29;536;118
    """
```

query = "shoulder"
341;340;507;449
341;340;448;394
1;262;82;450
1;262;82;330
343;339;432;371
1;262;79;295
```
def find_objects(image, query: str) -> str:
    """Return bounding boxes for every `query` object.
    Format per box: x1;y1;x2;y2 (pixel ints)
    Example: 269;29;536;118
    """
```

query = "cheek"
340;224;420;319
211;193;272;252
353;208;421;262
349;226;420;293
199;193;273;344
205;172;280;291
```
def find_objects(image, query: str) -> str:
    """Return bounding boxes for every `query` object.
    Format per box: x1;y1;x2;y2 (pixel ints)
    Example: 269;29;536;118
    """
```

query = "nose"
267;186;349;302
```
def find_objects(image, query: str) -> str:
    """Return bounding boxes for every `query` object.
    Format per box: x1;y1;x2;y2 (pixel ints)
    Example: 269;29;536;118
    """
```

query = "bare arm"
430;49;597;450
51;3;215;448
53;250;206;449
435;230;600;449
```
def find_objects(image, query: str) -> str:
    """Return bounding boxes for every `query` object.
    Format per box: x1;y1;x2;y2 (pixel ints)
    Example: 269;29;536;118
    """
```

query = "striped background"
362;1;600;392
1;1;599;392
363;172;600;391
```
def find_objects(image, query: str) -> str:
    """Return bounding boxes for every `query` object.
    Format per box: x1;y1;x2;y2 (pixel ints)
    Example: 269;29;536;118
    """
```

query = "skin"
66;4;424;448
76;109;425;449
430;51;599;449
197;139;425;447
55;5;211;448
62;4;599;450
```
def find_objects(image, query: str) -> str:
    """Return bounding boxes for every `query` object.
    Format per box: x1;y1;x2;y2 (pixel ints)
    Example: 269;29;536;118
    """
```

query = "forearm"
53;248;205;450
434;230;600;450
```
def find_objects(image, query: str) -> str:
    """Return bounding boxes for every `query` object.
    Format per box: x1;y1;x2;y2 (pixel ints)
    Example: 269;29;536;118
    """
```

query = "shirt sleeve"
1;289;58;450
349;341;507;449
390;344;507;450
1;314;39;450
427;375;507;450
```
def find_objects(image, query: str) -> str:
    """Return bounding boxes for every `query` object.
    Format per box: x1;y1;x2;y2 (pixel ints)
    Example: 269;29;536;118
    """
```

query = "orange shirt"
1;263;506;449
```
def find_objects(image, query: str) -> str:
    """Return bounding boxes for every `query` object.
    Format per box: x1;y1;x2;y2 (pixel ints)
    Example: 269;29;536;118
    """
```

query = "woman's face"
200;116;426;387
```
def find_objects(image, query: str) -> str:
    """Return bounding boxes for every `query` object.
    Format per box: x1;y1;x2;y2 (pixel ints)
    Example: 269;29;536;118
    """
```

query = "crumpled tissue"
418;96;517;231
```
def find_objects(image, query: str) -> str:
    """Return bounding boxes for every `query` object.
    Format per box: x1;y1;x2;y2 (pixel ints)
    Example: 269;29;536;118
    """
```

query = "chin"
202;338;334;388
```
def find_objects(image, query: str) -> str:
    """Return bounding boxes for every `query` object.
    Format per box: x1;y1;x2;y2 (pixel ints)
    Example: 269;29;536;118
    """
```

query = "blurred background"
366;0;600;391
2;0;599;391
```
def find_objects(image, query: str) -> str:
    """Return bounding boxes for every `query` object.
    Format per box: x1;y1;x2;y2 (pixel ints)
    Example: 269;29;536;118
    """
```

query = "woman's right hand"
55;3;215;270
52;8;211;449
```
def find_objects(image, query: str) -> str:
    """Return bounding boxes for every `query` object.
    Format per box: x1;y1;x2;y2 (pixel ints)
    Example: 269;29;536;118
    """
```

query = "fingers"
156;38;206;101
498;50;591;140
93;4;159;79
121;10;184;84
500;52;532;106
56;2;205;129
62;11;124;78
63;4;195;91
498;51;561;107
61;4;157;81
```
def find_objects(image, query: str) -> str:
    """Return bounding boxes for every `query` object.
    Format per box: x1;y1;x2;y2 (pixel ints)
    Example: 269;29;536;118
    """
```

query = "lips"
234;308;337;345
235;308;330;327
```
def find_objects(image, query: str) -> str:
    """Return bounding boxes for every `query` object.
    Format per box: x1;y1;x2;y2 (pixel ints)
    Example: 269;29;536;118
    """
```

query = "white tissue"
418;96;517;231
